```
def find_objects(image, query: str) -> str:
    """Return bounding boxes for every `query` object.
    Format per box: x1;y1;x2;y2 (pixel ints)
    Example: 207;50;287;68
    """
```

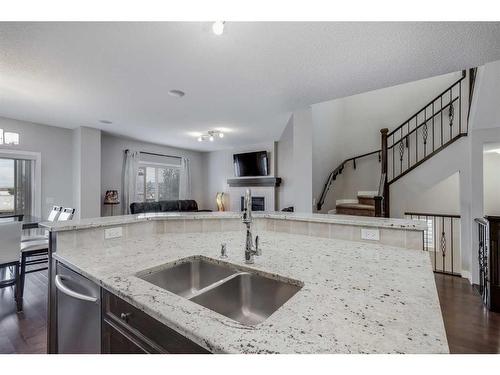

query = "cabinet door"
102;320;149;354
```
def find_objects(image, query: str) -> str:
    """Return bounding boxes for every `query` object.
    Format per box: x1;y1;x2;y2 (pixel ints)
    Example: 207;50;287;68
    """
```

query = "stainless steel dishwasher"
55;263;101;353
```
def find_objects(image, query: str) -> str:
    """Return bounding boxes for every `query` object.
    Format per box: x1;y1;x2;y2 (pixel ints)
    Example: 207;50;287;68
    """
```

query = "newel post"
380;128;390;217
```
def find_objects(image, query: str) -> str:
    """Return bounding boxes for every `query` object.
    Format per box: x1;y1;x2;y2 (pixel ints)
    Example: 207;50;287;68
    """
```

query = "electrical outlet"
105;227;123;239
361;228;380;241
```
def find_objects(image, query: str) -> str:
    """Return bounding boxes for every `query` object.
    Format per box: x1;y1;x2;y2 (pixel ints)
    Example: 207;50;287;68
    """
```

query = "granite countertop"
53;229;448;353
41;211;426;232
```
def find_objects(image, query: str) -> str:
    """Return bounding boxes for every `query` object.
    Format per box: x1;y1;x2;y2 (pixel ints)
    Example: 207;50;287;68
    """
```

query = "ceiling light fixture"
168;89;185;98
212;21;225;36
197;130;224;142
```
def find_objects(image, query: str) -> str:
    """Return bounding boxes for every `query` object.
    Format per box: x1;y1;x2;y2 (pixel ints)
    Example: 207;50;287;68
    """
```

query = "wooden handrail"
406;212;461;218
387;71;466;138
316;149;381;211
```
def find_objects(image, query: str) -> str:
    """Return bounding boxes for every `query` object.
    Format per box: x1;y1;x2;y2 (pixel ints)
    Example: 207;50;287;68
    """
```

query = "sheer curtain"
179;157;192;200
122;150;140;214
14;159;32;216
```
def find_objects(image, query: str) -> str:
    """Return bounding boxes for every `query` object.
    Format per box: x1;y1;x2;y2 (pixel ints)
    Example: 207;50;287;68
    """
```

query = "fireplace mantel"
226;177;281;187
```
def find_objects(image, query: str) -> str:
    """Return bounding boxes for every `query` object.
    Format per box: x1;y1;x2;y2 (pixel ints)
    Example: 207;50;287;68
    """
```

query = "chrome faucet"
242;188;260;264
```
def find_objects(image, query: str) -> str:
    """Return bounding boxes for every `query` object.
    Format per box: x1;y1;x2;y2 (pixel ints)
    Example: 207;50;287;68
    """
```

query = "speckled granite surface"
53;230;448;354
42;211;426;232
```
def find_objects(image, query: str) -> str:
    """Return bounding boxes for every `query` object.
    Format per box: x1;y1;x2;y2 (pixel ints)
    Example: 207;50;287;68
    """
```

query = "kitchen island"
42;212;448;354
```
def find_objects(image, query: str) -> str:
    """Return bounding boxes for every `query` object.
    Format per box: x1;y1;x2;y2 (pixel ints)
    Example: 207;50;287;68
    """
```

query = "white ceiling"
1;22;500;151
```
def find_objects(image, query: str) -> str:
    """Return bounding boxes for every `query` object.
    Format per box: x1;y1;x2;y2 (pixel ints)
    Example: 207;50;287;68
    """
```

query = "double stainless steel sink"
137;257;302;326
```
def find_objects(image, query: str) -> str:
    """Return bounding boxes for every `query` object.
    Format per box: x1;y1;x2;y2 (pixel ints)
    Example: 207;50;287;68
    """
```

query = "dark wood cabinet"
101;289;210;354
102;320;149;354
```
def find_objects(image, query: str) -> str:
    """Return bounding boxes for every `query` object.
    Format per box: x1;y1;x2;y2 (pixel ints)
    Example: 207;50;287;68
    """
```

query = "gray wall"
276;115;294;210
100;133;207;215
202;142;277;211
0;116;74;217
292;107;313;213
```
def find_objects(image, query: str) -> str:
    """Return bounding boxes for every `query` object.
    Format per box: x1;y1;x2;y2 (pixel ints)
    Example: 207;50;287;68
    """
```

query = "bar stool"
0;222;22;311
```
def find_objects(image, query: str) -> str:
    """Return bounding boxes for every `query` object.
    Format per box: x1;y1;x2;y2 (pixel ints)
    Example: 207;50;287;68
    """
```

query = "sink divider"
187;271;250;300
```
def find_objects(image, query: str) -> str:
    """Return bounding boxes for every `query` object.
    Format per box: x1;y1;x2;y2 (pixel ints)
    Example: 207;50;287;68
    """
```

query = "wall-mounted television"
233;151;269;177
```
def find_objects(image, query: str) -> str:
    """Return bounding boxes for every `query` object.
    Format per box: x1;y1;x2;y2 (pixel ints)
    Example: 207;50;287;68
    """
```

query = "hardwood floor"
1;269;499;354
0;269;47;354
435;273;500;354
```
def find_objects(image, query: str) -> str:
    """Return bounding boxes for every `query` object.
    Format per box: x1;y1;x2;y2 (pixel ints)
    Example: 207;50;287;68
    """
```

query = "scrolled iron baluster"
398;141;405;162
449;103;454;127
422;123;428;145
440;231;446;256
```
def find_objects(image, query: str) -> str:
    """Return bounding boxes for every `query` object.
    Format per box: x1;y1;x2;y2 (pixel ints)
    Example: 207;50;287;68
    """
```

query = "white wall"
0;116;74;217
73;127;101;219
100;133;206;215
311;71;462;213
276;115;294;210
483;151;500;216
292;107;313;213
202;142;277;211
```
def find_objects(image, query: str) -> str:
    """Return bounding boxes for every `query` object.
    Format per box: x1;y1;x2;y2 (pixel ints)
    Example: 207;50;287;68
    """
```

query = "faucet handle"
220;243;228;258
255;235;261;256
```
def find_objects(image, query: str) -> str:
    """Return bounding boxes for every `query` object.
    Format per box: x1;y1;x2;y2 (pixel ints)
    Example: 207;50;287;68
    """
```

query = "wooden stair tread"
335;203;375;210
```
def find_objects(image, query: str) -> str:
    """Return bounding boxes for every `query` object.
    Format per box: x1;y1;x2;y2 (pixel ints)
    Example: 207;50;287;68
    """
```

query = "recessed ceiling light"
212;21;225;36
168;89;185;98
99;120;112;124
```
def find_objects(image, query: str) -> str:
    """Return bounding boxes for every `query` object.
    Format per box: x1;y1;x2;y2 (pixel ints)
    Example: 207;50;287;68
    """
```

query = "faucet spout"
242;189;260;264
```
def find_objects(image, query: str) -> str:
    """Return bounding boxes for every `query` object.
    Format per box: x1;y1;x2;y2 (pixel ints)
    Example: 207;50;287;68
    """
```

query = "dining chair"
58;207;75;221
21;205;62;242
0;222;22;311
18;208;76;310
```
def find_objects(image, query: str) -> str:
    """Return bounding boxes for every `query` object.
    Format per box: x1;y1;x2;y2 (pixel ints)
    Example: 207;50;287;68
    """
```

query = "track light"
196;130;225;142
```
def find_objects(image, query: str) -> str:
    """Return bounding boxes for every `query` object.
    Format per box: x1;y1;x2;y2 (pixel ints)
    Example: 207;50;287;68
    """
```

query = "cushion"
178;200;198;212
21;239;49;252
160;200;180;212
130;201;161;214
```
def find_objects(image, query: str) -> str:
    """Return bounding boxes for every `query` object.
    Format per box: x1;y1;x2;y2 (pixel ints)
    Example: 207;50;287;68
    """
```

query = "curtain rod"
125;149;182;160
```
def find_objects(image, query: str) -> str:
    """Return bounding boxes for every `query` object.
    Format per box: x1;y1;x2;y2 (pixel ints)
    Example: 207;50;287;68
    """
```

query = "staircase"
334;192;378;216
317;68;477;217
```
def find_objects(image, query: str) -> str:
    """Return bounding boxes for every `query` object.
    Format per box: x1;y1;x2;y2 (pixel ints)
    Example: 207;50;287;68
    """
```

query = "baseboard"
461;270;472;283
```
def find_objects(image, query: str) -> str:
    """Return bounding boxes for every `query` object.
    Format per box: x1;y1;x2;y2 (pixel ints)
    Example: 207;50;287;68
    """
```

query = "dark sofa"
130;200;211;214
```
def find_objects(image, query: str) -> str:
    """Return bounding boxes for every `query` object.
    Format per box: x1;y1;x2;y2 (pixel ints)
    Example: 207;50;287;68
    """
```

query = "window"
136;164;180;202
0;157;33;215
0;128;20;145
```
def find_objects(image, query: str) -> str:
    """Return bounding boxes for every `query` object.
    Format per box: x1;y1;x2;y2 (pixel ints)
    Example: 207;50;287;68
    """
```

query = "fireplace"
240;196;265;212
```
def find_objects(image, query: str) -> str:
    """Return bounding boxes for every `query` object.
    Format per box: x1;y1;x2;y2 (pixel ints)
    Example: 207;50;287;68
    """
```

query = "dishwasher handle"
55;275;98;303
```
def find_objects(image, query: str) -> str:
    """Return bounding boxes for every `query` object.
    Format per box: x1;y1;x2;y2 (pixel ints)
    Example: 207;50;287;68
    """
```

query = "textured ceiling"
1;22;500;151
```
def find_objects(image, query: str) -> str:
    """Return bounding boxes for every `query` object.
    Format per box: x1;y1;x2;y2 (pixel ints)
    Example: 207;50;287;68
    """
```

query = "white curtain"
122;150;140;214
179;157;192;200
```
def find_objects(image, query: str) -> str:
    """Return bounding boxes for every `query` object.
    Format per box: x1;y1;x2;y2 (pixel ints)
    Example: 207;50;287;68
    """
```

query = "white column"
72;127;101;219
292;107;313;213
